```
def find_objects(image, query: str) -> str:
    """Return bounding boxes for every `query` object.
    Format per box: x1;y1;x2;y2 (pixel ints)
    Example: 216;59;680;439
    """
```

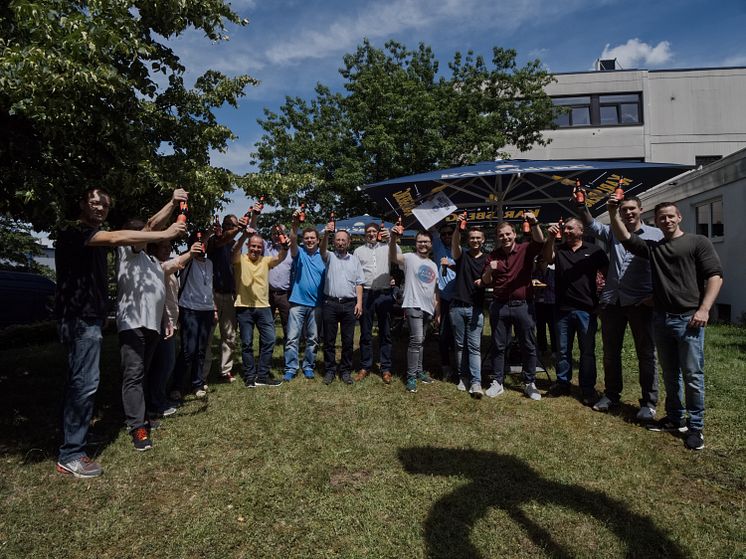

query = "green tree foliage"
252;39;556;217
0;0;257;230
0;214;54;279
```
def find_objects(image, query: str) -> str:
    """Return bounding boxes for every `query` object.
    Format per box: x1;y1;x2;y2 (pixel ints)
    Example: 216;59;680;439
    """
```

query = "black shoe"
547;382;571;397
255;378;282;387
341;373;354;385
323;372;335;385
646;416;688;433
684;429;704;450
245;380;257;388
581;391;597;407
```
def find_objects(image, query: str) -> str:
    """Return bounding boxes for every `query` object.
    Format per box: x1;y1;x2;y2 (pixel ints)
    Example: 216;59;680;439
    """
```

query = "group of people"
53;186;723;478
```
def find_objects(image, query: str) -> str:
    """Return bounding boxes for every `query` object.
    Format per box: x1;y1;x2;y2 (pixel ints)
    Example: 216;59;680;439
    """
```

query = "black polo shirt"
554;241;608;313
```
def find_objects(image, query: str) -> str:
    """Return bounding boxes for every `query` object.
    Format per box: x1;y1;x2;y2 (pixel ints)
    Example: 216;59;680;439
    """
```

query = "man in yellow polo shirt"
232;229;288;387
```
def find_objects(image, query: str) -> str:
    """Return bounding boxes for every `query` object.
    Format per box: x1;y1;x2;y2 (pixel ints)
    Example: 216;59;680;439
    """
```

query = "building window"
695;199;724;239
551;93;642;128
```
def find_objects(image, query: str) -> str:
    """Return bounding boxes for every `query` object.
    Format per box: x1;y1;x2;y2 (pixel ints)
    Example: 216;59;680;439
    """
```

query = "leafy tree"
252;39;556;217
0;214;54;279
0;0;256;231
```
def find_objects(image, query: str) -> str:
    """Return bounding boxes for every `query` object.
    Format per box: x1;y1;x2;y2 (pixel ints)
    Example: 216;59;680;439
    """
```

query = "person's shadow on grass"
398;447;689;559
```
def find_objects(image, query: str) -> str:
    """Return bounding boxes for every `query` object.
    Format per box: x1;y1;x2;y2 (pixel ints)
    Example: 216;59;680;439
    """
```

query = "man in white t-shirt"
389;226;440;393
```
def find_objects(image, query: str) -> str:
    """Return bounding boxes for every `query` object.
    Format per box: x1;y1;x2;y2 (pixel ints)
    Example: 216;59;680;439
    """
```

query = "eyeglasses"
416;240;431;244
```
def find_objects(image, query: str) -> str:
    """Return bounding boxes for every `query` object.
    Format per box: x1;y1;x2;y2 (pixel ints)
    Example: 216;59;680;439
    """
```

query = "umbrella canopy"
362;159;691;228
319;214;416;237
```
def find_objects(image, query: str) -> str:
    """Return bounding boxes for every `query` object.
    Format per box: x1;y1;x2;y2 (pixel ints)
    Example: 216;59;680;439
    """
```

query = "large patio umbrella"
361;159;691;228
318;214;416;238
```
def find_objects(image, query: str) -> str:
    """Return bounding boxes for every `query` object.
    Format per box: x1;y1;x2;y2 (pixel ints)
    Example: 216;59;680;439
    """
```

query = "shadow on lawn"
398;447;689;559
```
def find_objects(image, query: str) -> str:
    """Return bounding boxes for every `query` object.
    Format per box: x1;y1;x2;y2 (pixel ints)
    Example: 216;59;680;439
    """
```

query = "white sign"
412;192;457;230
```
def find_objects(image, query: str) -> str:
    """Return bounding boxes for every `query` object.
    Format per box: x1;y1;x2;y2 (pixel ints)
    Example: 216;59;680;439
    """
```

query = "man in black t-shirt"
543;218;608;404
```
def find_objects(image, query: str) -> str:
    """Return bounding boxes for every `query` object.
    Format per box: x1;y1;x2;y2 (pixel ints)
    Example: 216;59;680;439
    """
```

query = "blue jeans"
58;317;103;463
653;311;706;430
405;308;432;380
450;304;483;385
358;289;394;372
556;309;598;395
284;304;320;375
149;335;176;413
236;306;276;383
489;301;537;384
178;307;214;390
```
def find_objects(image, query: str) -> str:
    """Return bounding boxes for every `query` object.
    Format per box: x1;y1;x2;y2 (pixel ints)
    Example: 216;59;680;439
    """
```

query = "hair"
248;233;264;244
565;217;584;230
468;227;485;238
365;222;380;232
81;187;113;205
121;218;146;231
416;230;432;241
222;214;238;226
335;229;351;241
654;202;680;216
620;196;642;208
495;221;515;233
301;227;318;239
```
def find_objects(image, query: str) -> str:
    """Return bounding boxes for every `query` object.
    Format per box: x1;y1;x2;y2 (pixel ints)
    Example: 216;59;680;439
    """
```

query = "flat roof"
552;66;746;77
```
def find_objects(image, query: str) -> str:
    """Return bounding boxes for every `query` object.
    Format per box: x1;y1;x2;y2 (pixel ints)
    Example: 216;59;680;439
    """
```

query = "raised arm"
389;225;406;266
290;212;301;258
145;188;188;232
607;196;631;243
320;221;333;261
542;225;558;265
213;216;247;248
232;227;252;263
88;222;187;247
163;242;201;275
526;211;543;243
452;218;463;260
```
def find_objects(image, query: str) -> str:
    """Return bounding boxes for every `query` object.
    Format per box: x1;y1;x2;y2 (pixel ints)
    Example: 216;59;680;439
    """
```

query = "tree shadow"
398;446;689;559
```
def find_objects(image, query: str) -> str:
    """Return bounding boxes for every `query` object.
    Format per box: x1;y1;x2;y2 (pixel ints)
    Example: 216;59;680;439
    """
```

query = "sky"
170;0;746;217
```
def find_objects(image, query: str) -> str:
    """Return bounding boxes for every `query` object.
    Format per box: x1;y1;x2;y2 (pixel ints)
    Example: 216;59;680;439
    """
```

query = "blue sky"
166;0;746;216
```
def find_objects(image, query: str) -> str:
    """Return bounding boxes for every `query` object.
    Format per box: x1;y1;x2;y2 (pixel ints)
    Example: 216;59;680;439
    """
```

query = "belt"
325;296;356;303
270;289;289;295
495;299;527;307
451;300;475;307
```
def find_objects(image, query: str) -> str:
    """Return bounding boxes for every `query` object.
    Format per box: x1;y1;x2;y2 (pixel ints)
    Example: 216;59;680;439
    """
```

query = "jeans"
178;307;214;391
358;289;394;372
149;335;176;413
203;292;236;377
489;301;537;384
450;304;483;385
405;308;432;380
236;306;276;383
653;311;706;430
269;290;291;340
534;302;557;354
323;298;356;377
58;317;103;463
285;304;321;375
119;327;160;432
600;303;658;407
556;309;598;395
439;299;454;368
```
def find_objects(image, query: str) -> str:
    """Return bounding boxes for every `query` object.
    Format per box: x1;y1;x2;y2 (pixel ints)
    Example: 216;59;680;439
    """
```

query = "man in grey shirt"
265;224;294;342
576;196;661;420
320;224;364;385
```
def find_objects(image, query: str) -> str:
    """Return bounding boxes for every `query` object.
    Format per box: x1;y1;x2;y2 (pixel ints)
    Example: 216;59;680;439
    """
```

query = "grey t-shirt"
402;252;438;315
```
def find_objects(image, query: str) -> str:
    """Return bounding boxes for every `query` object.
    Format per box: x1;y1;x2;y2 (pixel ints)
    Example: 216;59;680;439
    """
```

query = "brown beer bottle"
196;231;204;253
574;179;586;204
556;217;564;240
377;219;386;242
522;215;531;234
213;214;222;237
177;201;188;223
330;211;336;231
459;211;468;231
614;179;625;201
298;202;306;223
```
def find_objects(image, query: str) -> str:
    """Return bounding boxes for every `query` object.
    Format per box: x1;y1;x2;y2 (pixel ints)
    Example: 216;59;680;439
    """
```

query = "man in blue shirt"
431;223;456;379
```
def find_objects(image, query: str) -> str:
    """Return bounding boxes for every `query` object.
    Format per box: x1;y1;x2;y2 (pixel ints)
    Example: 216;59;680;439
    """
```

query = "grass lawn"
1;322;744;558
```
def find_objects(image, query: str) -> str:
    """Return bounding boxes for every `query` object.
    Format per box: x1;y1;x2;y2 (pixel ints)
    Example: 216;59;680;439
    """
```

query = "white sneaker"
636;406;657;421
592;395;614;412
524;382;541;401
485;380;504;398
195;389;207;399
456;378;467;391
469;382;483;399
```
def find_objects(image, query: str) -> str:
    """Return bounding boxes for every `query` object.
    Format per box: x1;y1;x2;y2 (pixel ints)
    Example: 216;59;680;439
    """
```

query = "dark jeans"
534;302;557;354
600;303;658;407
269;290;290;339
405;308;432;380
149;335;176;413
119;327;160;432
323;298;357;377
236;306;276;383
439;299;454;367
178;307;214;391
489;301;537;384
358;289;394;372
58;317;103;463
556;309;597;396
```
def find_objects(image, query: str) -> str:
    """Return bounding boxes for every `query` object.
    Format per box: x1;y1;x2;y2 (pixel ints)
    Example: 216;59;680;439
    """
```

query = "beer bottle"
556;217;564;240
330;211;336;231
574;179;586;204
298;202;306;223
213;214;222;237
177;201;188;223
459;211;468;231
277;228;290;249
377;219;386;242
522;215;531;234
614;179;625;201
196;231;204;253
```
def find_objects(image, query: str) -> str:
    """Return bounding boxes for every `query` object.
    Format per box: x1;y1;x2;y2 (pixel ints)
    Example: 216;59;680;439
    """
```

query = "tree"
252;40;556;217
0;0;256;231
0;214;54;279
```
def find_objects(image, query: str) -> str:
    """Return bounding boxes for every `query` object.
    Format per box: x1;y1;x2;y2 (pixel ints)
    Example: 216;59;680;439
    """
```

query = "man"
232;228;289;387
265;223;294;342
283;215;326;381
431;224;456;378
390;226;440;393
575;197;661;420
203;213;245;383
543;218;608;404
449;217;487;398
608;199;723;450
353;222;399;383
320;224;364;385
481;214;544;400
54;188;186;476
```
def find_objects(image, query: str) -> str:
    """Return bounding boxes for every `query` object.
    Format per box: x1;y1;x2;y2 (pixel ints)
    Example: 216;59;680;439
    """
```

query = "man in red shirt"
481;214;544;400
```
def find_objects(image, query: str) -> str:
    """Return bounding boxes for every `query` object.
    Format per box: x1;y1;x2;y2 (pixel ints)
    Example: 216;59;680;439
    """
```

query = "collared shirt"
588;219;662;306
483;240;543;301
289;247;325;307
233;255;274;308
264;240;293;291
431;235;455;300
354;241;400;290
323;251;364;299
554;241;609;312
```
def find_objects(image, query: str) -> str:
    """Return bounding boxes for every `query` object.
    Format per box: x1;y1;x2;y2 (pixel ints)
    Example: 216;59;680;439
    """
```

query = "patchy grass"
0;323;744;558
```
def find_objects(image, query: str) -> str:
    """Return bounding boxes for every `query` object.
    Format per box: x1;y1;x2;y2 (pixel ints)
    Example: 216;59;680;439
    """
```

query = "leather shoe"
382;371;392;384
353;369;369;382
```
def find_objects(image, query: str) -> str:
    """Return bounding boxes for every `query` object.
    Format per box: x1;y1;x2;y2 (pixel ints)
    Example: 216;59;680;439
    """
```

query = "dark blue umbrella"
362;159;691;227
319;214;416;237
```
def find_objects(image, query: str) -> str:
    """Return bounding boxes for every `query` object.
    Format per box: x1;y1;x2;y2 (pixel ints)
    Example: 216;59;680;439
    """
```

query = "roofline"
551;66;746;77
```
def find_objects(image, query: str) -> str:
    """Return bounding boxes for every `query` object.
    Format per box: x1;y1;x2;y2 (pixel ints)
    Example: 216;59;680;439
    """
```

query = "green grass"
1;323;744;558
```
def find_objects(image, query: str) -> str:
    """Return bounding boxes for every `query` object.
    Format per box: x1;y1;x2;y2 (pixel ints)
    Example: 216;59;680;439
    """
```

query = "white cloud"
210;139;259;174
600;38;672;69
721;53;746;66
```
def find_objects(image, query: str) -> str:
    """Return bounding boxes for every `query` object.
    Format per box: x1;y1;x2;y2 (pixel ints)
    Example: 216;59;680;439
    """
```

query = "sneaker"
302;369;315;379
282;372;296;382
56;456;103;478
323;372;335;385
457;378;467;392
131;427;152;451
485;380;504;398
245;380;257;388
546;382;571;397
684;429;704;450
219;372;236;383
381;371;392;384
646;416;688;433
354;369;369;382
160;406;177;417
194;388;207;399
524;382;542;401
469;382;483;399
592;395;616;412
341;373;354;385
417;372;434;384
636;406;657;422
406;378;417;393
256;378;282;387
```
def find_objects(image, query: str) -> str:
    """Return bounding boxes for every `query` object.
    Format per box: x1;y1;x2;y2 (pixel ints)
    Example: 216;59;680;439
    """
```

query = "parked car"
0;270;56;328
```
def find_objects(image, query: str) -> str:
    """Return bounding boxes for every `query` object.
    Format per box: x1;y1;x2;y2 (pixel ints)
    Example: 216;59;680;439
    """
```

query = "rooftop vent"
597;58;618;71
